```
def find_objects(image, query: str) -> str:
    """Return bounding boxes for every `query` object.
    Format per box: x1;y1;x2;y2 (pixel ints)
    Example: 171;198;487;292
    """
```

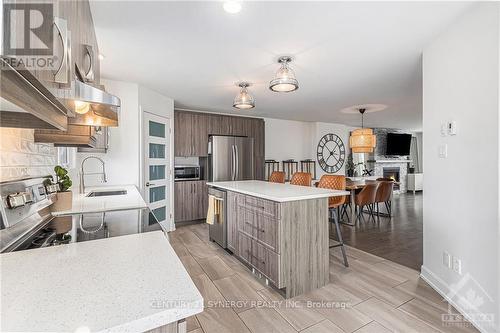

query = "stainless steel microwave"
174;165;200;181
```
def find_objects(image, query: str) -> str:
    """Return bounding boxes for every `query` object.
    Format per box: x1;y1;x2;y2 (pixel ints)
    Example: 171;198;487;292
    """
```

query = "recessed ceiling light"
223;1;242;14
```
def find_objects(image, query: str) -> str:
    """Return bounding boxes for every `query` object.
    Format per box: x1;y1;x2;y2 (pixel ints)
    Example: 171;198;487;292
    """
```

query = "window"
56;147;76;168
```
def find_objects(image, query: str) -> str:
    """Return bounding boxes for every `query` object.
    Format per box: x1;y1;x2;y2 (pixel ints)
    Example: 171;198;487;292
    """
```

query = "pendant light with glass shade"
269;56;299;93
233;82;255;109
349;108;376;153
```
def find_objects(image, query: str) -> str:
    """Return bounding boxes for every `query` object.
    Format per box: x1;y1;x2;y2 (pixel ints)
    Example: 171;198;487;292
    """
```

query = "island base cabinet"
146;319;186;333
230;191;329;298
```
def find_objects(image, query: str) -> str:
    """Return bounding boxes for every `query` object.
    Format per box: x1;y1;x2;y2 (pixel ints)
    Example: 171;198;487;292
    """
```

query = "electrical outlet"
443;252;451;268
452;257;462;275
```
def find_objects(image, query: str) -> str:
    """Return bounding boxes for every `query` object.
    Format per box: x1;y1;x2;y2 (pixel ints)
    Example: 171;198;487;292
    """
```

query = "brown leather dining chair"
354;182;379;223
290;172;312;187
374;181;394;217
317;175;349;267
268;171;286;184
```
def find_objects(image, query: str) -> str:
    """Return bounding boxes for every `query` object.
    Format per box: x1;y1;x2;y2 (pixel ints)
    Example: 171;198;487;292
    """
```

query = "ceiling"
89;1;473;131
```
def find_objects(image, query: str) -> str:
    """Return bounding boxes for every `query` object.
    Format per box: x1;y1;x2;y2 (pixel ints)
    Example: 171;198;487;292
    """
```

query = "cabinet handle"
83;44;95;82
53;17;69;84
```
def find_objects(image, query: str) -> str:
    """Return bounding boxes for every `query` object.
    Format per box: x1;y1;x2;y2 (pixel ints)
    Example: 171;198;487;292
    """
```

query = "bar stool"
317;175;349;267
290;172;312;187
269;171;286;184
354;183;379;223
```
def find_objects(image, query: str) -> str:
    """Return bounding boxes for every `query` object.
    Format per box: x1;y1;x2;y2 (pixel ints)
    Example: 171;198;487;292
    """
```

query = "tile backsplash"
0;128;57;182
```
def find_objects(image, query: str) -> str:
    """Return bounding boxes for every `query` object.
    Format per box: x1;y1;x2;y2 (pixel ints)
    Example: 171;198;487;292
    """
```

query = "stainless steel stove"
0;177;164;253
0;177;59;252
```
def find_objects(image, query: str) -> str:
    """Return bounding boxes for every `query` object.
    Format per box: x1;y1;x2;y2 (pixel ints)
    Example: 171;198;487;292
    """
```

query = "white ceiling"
89;1;473;131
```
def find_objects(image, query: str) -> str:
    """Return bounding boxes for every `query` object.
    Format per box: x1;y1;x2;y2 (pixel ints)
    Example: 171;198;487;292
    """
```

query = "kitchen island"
206;180;349;298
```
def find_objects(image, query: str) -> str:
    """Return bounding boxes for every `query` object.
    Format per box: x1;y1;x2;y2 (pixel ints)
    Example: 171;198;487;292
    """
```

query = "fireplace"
383;167;400;190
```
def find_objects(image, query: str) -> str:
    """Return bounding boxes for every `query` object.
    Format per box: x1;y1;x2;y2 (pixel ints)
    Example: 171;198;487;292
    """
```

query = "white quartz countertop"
52;184;147;216
0;231;203;332
207;180;349;202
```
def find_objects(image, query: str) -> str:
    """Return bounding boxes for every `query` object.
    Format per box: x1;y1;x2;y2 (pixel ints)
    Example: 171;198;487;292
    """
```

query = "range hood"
0;57;121;129
0;57;70;130
53;79;121;127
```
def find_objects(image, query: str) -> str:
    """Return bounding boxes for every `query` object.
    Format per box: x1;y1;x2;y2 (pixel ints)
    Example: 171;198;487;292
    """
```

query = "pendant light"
349;108;376;153
233;82;255;109
269;56;299;93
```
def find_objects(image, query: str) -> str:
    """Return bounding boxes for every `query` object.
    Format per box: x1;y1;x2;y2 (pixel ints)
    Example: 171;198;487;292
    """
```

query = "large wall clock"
317;133;346;173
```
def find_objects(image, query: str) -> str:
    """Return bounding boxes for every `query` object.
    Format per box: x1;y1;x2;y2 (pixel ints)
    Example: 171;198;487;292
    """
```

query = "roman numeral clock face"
317;133;346;173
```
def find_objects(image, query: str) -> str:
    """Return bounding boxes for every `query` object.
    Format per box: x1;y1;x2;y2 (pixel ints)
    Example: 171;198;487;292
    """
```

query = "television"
385;133;412;156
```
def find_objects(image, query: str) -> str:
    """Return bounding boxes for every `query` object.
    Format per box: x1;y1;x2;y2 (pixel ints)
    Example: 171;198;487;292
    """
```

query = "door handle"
231;145;236;181
234;144;239;180
146;182;155;187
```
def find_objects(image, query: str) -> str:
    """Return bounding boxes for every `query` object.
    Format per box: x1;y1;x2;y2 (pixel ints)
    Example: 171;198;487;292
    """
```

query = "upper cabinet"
174;111;265;179
1;0;108;132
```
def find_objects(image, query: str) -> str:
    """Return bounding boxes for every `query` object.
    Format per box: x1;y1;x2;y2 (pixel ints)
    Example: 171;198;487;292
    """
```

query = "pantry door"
143;112;172;231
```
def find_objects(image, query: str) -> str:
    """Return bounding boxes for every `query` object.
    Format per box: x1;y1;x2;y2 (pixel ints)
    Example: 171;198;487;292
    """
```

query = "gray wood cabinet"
174;180;208;223
174;111;265;179
226;191;329;298
174;112;193;156
7;0;99;91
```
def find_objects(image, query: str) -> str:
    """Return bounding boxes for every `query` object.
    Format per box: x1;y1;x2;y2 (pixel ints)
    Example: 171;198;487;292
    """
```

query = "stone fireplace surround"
373;160;411;193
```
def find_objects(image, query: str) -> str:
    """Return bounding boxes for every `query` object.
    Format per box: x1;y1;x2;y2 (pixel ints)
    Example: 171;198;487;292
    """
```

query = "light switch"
440;124;447;137
439;144;447;158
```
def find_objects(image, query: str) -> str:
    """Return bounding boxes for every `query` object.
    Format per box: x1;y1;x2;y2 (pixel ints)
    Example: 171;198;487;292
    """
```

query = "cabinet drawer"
238;208;279;253
238;195;280;219
253;239;280;285
238;207;259;238
238;232;280;286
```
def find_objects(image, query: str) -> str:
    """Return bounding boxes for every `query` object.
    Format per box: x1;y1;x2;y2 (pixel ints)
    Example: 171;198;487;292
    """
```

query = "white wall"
422;3;499;332
74;80;140;187
264;118;352;179
264;118;315;162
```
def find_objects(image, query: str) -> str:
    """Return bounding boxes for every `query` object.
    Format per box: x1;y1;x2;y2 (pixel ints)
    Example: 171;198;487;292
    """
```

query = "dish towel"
206;195;215;225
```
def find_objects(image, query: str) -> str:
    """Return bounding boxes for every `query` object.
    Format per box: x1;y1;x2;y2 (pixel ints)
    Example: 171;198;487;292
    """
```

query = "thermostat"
447;121;457;136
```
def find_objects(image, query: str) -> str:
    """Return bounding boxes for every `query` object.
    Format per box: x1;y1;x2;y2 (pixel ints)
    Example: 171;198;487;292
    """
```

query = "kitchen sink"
86;190;127;197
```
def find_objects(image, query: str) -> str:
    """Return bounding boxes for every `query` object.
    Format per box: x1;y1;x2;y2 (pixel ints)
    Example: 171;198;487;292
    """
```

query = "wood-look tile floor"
169;223;479;333
339;193;423;270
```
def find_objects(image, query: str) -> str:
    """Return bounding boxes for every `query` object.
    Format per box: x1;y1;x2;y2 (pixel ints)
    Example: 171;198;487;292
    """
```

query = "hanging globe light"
233;82;255;109
269;56;299;93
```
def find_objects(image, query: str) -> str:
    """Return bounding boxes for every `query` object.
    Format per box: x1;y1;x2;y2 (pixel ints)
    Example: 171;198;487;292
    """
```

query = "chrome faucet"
80;156;107;194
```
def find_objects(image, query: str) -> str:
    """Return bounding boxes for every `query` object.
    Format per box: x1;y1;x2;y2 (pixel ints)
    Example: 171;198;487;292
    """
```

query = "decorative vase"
51;191;73;212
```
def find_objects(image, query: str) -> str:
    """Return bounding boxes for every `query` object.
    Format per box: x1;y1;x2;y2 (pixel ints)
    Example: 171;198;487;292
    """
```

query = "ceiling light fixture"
233;82;255;109
269;56;299;93
98;53;105;61
223;1;242;14
350;108;376;153
74;100;90;114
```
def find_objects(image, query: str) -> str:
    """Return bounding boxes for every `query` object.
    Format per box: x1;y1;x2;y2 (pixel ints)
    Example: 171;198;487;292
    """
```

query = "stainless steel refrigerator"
207;135;254;248
208;135;254;182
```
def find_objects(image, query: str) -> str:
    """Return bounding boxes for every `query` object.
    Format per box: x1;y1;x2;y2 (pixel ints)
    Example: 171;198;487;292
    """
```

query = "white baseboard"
420;266;496;333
